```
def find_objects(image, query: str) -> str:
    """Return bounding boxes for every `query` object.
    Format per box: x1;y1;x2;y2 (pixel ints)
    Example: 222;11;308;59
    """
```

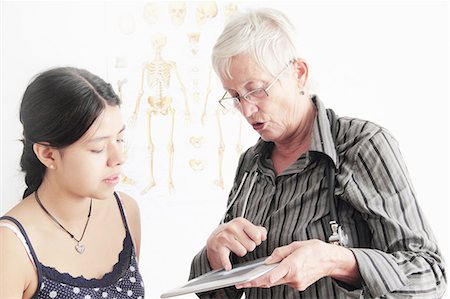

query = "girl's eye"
91;148;104;153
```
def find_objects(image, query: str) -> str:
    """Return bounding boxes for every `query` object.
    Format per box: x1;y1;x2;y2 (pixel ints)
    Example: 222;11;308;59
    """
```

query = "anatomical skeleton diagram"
215;109;243;189
132;33;190;193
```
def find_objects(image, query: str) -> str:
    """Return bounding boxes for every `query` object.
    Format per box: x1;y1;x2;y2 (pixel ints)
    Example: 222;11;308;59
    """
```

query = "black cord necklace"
34;190;92;254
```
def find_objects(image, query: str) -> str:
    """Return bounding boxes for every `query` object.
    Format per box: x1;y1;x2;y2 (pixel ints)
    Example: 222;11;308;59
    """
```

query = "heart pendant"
75;243;85;254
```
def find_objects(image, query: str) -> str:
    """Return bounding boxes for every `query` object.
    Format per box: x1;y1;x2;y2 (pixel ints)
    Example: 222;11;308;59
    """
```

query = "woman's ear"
293;58;308;89
33;143;57;169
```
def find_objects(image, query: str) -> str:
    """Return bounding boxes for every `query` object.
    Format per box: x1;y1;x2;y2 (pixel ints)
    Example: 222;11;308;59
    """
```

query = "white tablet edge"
160;260;279;298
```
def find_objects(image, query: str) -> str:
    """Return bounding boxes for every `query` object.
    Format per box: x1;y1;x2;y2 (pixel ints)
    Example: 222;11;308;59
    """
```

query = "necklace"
34;190;92;254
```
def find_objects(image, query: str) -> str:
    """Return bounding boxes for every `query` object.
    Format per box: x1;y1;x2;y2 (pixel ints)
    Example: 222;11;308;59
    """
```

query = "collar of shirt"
309;95;338;166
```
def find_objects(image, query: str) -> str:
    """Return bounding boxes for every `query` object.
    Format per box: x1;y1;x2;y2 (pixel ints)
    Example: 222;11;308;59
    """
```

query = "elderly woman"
190;7;446;299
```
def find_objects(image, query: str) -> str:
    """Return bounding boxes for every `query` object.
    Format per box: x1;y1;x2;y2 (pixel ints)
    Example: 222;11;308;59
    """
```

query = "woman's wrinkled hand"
206;217;267;271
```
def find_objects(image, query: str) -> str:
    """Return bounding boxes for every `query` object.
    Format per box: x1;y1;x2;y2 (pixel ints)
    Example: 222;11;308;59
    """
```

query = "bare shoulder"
2;194;37;220
116;191;140;217
0;218;37;298
0;222;32;264
116;191;142;257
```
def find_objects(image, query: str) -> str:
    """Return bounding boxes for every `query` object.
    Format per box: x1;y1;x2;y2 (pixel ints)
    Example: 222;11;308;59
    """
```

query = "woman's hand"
235;239;361;290
206;217;267;271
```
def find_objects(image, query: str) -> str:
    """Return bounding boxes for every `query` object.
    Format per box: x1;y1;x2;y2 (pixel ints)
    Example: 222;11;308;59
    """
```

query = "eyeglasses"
219;59;294;111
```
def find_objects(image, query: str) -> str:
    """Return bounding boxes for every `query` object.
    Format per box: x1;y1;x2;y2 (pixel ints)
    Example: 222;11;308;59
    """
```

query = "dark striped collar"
309;95;338;166
252;95;338;166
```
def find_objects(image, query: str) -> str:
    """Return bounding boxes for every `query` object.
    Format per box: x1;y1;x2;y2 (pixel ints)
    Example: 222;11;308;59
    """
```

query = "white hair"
212;7;299;79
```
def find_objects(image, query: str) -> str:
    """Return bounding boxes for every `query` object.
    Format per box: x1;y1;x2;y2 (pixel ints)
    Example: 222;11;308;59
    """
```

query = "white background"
1;1;448;299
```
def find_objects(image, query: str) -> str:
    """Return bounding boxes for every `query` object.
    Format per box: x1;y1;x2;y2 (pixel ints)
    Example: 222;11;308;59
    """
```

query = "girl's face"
52;105;126;199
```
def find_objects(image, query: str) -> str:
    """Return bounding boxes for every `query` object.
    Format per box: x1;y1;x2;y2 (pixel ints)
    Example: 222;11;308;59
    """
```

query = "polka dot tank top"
0;192;145;298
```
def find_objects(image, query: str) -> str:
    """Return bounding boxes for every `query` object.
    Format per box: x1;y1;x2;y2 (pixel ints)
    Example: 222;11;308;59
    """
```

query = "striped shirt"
190;96;446;298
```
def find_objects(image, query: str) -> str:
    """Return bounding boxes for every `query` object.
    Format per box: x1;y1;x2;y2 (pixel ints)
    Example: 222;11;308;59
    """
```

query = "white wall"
1;2;448;299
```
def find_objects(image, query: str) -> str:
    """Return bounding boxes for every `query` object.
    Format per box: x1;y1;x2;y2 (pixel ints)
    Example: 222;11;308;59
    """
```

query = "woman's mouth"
252;122;265;131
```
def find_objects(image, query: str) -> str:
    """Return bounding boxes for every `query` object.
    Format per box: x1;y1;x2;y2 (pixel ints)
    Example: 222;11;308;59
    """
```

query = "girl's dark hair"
19;67;121;198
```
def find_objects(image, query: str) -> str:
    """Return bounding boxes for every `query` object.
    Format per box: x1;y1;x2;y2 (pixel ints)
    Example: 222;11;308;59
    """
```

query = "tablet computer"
160;257;279;298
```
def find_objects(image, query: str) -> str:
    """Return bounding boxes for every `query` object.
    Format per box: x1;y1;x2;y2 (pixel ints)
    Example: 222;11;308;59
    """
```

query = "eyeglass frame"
218;59;295;111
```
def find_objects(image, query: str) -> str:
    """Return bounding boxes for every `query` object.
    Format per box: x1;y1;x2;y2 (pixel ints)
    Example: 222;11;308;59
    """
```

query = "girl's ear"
33;143;57;169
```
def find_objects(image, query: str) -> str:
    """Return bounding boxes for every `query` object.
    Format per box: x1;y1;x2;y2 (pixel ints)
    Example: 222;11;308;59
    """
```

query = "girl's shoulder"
116;191;140;217
0;197;39;299
1;195;37;225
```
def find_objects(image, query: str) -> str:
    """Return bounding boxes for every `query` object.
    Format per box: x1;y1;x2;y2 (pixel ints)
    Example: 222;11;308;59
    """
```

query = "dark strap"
325;109;339;224
113;191;131;234
0;216;43;298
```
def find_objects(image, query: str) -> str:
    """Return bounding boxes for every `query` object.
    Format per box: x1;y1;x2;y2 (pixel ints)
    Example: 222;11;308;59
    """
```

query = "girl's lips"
252;122;265;131
103;175;120;185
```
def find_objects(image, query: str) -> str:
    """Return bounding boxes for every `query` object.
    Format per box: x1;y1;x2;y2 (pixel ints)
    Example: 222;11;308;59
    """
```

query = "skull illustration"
168;2;187;26
196;2;218;25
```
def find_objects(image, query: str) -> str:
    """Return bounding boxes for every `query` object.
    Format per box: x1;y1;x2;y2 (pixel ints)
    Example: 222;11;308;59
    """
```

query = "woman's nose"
239;99;258;118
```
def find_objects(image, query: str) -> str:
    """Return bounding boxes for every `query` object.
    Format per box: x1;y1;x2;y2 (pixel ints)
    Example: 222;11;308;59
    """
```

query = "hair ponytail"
20;139;46;198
